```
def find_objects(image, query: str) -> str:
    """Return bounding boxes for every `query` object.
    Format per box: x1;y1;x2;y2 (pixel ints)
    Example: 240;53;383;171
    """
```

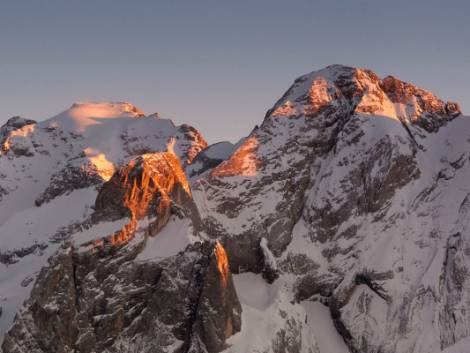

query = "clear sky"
1;0;468;143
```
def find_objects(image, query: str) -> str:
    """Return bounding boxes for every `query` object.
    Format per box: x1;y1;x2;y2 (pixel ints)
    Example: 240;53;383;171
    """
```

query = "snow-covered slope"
0;102;207;340
0;102;207;220
2;67;470;353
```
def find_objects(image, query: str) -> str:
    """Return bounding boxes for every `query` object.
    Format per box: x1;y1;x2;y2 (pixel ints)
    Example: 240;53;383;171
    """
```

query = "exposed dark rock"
0;243;48;265
2;239;241;353
35;161;105;206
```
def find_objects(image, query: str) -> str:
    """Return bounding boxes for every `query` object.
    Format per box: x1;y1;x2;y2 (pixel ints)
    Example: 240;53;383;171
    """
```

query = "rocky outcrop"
120;119;207;167
2;240;241;353
186;141;238;179
381;75;461;132
92;147;200;246
0;117;36;134
35;160;107;206
94;149;191;221
0;116;36;154
176;124;208;165
0;243;48;266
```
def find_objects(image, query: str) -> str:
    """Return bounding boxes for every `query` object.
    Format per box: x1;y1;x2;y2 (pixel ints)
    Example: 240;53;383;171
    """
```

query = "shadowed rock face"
1;241;241;353
35;160;107;207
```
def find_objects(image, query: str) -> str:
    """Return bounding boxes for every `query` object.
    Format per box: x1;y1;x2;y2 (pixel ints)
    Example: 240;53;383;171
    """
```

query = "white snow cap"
42;101;145;133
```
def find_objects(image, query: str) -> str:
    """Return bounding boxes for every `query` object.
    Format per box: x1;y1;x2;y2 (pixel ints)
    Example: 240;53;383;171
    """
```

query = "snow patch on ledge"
225;273;349;353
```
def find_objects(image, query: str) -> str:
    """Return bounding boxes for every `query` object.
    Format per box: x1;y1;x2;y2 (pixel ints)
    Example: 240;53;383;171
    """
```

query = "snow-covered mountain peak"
69;101;144;114
41;101;145;133
269;65;461;132
190;65;470;353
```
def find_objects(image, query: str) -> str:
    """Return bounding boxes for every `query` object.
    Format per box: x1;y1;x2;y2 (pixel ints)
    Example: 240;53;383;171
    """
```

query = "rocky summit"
0;65;469;353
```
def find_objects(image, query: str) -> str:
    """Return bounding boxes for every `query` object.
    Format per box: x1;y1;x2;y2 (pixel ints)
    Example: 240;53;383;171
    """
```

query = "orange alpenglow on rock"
109;220;138;246
211;135;262;177
214;240;230;288
1;138;10;152
92;141;192;248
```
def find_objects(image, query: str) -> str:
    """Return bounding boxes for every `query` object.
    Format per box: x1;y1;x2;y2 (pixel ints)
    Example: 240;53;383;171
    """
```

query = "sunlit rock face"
92;147;197;246
2;66;470;353
94;150;192;222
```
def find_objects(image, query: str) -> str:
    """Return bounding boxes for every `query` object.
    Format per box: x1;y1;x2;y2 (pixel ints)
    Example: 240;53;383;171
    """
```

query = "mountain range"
0;65;468;353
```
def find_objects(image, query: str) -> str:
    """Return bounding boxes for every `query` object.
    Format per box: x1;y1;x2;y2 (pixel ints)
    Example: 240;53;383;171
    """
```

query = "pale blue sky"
1;0;468;142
